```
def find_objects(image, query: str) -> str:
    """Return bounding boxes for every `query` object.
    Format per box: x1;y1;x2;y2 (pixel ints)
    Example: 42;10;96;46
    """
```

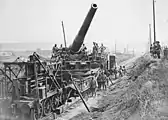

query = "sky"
0;0;168;53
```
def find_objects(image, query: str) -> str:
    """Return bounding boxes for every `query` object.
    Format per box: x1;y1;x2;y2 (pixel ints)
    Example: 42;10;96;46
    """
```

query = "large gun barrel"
70;3;98;53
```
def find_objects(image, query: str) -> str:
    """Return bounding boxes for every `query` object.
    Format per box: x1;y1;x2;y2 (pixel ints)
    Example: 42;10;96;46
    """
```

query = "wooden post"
149;24;152;46
61;21;67;48
4;66;6;98
153;0;156;42
34;62;39;100
70;77;90;112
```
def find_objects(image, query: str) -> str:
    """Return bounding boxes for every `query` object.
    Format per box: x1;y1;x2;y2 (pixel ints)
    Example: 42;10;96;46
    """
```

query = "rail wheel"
33;102;43;120
51;95;59;111
43;98;52;116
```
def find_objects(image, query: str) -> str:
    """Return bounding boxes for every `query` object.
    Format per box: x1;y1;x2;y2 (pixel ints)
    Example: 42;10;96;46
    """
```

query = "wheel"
51;95;59;111
33;102;43;120
43;98;52;116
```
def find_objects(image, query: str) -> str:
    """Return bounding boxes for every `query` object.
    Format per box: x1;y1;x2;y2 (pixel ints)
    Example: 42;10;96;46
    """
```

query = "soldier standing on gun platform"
100;43;106;54
92;42;97;60
52;44;58;55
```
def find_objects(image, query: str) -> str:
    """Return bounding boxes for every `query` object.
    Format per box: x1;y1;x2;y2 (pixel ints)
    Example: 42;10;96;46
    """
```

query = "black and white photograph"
0;0;168;120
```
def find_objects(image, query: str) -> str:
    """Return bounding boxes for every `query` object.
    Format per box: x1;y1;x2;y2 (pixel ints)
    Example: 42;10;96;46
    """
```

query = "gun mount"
52;3;98;61
0;4;103;120
69;3;98;53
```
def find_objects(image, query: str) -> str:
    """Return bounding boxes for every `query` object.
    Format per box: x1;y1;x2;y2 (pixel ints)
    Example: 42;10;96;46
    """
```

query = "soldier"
150;44;153;56
118;66;123;77
52;44;58;55
152;42;157;58
105;70;110;86
100;71;105;90
156;41;161;59
92;42;98;60
100;43;106;54
81;44;87;52
108;74;114;85
113;67;118;79
122;66;126;75
153;41;161;58
101;73;107;90
81;44;87;59
89;71;98;97
97;73;102;91
60;44;63;49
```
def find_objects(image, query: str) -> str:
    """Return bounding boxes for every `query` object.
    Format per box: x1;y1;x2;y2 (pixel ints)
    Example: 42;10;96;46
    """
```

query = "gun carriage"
0;3;102;120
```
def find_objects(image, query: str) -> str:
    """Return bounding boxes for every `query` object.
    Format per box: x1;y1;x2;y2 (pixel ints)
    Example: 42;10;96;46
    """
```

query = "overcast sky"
0;0;168;52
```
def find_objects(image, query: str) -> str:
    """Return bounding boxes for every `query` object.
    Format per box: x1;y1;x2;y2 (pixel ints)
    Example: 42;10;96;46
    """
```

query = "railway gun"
0;3;105;120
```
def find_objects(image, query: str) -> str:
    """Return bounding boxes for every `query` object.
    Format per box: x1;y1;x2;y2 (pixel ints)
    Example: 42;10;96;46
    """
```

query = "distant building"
124;48;127;53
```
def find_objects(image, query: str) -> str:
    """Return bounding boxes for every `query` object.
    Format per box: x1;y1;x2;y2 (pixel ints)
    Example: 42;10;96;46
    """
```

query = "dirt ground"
67;54;168;120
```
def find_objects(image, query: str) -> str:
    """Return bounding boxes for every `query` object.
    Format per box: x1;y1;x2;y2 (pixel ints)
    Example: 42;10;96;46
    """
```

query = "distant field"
0;50;52;62
0;49;133;65
116;54;134;64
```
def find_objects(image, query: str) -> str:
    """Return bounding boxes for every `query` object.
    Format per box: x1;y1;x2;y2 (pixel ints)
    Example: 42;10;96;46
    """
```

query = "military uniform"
122;66;126;75
52;44;58;55
105;70;110;86
101;74;107;90
89;74;98;97
97;74;102;90
118;66;123;77
150;44;153;56
113;67;118;79
153;41;161;58
100;44;106;54
92;42;98;60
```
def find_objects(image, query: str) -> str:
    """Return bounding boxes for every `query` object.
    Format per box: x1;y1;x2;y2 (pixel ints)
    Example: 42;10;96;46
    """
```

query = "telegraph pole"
153;0;156;42
149;24;152;45
61;21;67;48
148;24;152;52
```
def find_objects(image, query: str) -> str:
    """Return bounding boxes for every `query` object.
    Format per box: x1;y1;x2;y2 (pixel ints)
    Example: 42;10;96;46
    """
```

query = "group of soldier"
52;42;106;61
150;41;161;59
112;66;127;79
52;44;63;54
88;65;127;97
92;42;106;60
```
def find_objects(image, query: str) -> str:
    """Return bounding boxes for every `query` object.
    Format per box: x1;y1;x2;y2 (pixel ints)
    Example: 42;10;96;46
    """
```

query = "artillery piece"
52;3;97;60
0;3;102;120
69;3;98;53
51;3;100;77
